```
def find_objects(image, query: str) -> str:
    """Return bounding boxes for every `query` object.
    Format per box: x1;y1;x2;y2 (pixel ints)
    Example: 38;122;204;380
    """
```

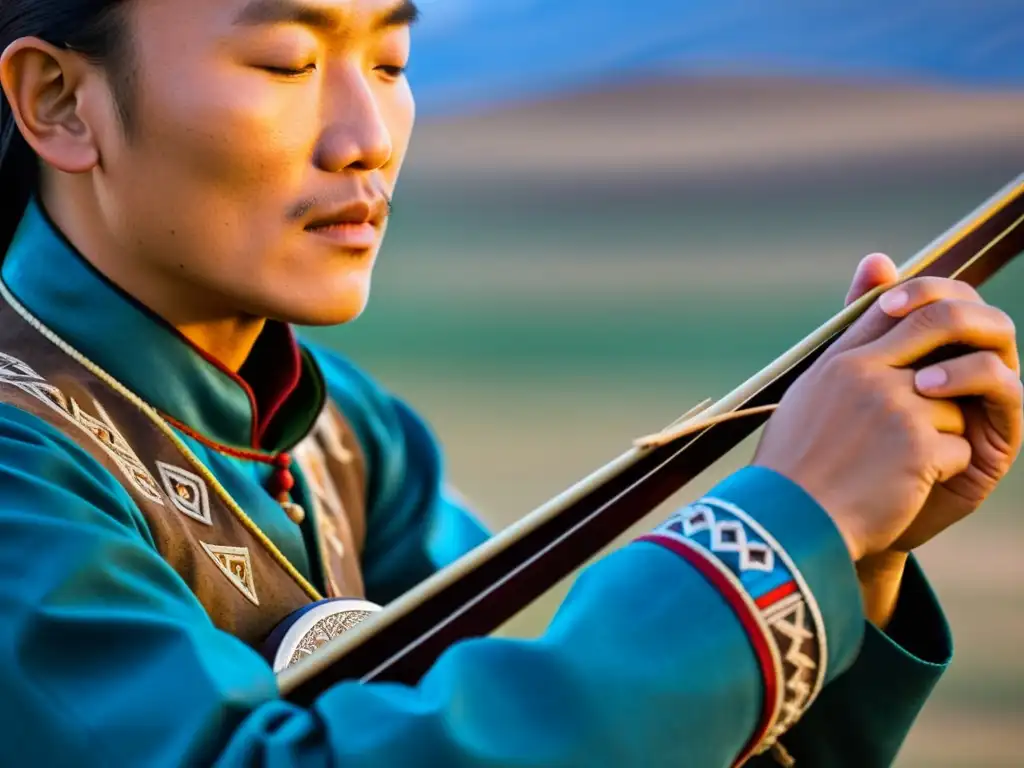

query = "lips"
305;220;379;249
304;198;389;250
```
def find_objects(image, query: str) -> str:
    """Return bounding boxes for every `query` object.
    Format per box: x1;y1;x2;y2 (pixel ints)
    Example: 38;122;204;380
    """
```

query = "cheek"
127;0;317;200
105;73;321;286
137;68;319;200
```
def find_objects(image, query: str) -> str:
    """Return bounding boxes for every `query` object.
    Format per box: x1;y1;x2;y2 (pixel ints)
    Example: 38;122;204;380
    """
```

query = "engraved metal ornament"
271;598;381;673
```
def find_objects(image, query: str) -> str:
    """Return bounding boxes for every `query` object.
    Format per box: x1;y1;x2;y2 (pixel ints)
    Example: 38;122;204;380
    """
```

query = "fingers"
865;299;1017;370
885;370;965;434
921;396;967;436
916;350;1024;447
930;432;973;483
876;276;984;317
828;275;984;361
845;253;899;306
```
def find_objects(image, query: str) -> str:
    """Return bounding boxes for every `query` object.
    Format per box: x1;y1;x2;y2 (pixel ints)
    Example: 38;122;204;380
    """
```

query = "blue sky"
407;0;1024;114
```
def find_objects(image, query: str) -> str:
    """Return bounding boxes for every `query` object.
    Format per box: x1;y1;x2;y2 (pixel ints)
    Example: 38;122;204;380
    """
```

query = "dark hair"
0;0;134;254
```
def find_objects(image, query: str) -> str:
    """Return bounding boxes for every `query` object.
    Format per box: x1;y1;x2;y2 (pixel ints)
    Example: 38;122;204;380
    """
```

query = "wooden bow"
279;173;1024;705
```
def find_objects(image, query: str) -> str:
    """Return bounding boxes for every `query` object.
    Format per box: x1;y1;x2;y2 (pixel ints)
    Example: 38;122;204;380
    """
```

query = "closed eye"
261;63;318;77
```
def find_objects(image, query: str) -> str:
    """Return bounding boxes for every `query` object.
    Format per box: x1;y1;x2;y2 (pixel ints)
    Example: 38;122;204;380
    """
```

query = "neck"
176;315;267;373
40;190;263;373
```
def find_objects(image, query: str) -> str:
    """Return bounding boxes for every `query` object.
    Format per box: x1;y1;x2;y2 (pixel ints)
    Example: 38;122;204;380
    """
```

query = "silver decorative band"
267;598;382;673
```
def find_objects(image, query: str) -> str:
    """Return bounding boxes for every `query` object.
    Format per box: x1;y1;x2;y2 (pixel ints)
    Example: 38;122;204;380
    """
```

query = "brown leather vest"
0;291;368;650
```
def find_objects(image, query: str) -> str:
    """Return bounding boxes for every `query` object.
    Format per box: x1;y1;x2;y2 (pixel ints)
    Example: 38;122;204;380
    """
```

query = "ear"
0;37;102;174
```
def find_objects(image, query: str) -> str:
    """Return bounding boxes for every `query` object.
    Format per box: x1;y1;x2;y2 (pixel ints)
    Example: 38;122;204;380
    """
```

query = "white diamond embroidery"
157;461;212;526
708;521;774;573
682;504;714;535
675;504;775;573
201;543;259;606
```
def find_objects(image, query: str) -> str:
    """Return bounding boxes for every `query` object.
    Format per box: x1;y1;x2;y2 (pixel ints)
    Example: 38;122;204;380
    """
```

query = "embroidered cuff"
637;497;827;763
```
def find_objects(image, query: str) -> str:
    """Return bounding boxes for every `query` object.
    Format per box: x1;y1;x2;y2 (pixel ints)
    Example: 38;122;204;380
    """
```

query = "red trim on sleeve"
754;581;798;610
637;533;779;767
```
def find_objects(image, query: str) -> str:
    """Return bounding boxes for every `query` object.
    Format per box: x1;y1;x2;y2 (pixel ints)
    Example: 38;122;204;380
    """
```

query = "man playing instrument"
0;0;1020;765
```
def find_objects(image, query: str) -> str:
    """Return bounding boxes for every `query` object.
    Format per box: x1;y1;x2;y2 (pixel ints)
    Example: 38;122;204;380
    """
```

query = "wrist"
750;461;865;562
856;550;909;630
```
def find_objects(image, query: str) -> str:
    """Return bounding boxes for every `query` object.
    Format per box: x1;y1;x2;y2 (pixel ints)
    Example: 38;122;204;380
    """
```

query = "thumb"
845;252;900;306
820;252;906;360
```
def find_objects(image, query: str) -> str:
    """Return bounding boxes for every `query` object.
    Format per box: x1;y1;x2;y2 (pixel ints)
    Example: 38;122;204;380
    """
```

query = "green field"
307;164;1024;766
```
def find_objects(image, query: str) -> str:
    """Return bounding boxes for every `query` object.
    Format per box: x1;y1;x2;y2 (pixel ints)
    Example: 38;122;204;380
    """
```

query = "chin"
263;282;373;327
236;244;378;326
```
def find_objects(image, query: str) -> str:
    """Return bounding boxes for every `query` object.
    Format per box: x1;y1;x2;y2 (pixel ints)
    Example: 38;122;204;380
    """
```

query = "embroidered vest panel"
0;296;368;650
292;402;368;600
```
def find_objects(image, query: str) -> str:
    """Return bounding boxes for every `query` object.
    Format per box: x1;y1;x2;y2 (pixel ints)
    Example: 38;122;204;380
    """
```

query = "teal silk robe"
0;201;951;767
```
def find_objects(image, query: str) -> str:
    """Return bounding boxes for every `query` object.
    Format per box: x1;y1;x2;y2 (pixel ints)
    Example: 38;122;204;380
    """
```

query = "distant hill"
404;76;1024;185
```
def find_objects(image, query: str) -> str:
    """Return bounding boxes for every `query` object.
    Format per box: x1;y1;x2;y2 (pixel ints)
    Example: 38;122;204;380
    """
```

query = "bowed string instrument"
276;172;1024;706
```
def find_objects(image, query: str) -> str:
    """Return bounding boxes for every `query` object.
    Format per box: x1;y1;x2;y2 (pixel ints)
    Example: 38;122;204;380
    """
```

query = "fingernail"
916;366;948;391
879;289;909;314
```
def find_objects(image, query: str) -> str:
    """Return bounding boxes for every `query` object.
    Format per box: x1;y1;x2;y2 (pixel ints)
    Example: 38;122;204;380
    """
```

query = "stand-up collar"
1;200;324;453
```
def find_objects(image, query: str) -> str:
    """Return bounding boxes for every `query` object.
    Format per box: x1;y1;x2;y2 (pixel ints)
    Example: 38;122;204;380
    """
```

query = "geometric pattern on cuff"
636;497;828;766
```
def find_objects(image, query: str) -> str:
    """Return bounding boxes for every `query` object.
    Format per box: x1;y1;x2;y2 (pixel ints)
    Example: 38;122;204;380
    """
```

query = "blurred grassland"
305;109;1024;766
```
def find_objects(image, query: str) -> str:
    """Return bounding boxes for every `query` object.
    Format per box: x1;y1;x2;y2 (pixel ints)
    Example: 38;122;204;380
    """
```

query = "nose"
315;67;393;173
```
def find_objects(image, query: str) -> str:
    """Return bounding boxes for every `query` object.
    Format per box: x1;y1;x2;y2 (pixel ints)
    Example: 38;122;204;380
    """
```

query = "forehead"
137;0;417;36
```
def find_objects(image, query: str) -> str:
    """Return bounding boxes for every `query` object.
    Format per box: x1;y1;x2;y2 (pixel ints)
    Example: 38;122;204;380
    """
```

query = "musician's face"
93;0;417;325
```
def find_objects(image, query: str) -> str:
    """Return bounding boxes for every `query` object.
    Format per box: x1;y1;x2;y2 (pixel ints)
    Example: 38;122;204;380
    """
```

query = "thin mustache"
288;190;394;221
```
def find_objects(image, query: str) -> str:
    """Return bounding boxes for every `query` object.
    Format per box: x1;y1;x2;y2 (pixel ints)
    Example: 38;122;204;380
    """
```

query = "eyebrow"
233;0;420;31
